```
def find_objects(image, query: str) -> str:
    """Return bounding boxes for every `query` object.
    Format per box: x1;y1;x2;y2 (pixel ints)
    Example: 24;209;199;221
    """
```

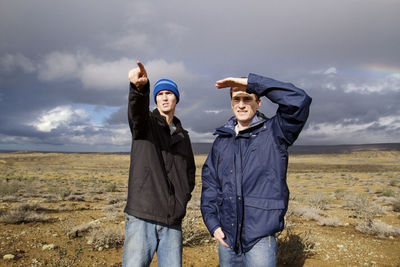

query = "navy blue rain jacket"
201;73;312;253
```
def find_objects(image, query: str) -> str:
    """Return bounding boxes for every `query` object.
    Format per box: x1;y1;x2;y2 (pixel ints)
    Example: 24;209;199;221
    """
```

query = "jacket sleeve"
128;81;150;138
200;143;221;235
247;73;312;145
186;138;196;195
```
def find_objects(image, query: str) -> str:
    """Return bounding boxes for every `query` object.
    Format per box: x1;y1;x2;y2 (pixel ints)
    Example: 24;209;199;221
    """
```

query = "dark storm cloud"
1;0;400;150
106;106;128;125
301;75;400;124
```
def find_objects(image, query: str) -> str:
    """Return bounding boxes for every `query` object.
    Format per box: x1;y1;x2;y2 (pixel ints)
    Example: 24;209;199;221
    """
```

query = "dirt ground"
0;150;399;266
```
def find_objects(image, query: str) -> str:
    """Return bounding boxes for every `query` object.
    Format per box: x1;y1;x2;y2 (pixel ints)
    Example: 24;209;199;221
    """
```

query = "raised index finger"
136;61;147;76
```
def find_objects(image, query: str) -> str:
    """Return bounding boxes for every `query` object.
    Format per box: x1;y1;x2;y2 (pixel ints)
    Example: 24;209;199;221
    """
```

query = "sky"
0;0;399;152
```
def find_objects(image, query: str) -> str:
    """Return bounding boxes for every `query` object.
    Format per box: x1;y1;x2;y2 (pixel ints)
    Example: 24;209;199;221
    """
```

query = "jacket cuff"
209;224;220;237
246;73;277;96
130;81;150;96
246;73;260;95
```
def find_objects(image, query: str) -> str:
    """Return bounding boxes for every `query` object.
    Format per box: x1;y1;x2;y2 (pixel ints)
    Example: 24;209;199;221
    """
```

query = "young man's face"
231;87;260;127
156;90;177;115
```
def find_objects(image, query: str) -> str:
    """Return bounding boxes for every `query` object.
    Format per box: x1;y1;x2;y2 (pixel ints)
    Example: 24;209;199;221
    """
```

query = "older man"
201;73;311;266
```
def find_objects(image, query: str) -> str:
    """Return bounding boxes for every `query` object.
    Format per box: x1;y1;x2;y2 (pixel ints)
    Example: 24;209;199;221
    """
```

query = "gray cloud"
1;0;399;151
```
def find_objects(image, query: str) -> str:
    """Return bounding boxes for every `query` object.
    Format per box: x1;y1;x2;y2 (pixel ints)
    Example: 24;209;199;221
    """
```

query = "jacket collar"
152;108;184;134
215;111;269;137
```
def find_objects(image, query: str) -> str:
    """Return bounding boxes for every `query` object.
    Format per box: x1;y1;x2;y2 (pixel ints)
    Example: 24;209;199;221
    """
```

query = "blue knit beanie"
153;78;180;104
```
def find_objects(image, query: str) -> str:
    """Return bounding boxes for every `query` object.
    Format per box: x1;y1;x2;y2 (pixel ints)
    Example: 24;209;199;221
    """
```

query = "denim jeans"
218;235;277;267
122;214;182;267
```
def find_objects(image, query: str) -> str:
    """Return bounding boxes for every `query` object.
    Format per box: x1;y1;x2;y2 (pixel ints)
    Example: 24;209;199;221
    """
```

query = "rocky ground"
0;151;399;266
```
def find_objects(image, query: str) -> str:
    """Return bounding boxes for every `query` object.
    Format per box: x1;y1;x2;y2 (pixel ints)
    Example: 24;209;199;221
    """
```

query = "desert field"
0;150;399;266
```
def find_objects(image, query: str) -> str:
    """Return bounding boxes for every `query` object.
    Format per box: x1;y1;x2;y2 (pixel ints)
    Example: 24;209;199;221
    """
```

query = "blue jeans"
122;214;182;267
218;236;277;267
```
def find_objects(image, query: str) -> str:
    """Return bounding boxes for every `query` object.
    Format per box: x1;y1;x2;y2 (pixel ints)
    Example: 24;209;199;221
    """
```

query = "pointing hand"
128;61;148;90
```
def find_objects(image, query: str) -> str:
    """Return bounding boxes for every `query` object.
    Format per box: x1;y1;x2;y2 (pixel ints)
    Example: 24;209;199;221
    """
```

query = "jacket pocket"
243;197;286;240
244;197;285;210
217;195;234;246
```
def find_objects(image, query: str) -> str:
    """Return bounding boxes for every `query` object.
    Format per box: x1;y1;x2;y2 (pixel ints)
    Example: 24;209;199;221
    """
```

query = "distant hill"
192;143;400;155
1;143;399;155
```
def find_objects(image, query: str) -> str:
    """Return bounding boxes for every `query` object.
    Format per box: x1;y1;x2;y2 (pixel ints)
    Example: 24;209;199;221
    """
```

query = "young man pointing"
123;61;195;267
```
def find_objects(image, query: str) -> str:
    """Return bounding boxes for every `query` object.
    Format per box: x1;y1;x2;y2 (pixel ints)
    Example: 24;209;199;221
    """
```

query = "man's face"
156;90;177;115
231;87;260;126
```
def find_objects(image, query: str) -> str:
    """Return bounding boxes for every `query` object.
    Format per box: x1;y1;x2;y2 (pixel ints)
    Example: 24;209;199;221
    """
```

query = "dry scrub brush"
334;188;347;200
308;192;331;210
48;186;72;200
292;206;325;221
182;209;213;247
102;203;125;223
0;203;52;224
87;225;124;249
316;217;345;227
356;220;400;238
0;180;19;196
393;198;400;212
289;205;344;227
342;193;400;237
276;227;315;265
105;182;118;192
68;220;101;238
381;187;396;197
344;193;384;222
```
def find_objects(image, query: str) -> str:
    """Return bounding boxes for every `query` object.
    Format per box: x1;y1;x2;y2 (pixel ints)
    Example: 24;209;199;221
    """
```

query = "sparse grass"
1;151;400;266
48;241;84;267
1;195;18;202
389;179;398;187
381;187;395;197
48;186;72;200
66;195;85;201
107;196;125;205
392;199;400;212
334;188;346;200
105;182;117;192
0;180;19;196
374;196;397;207
317;217;344;227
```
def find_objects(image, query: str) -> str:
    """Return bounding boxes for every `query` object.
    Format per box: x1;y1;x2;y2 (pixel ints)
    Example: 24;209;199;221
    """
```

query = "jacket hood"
214;111;269;136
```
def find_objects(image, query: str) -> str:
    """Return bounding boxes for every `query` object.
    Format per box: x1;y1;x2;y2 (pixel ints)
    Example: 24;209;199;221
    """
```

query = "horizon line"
1;142;399;154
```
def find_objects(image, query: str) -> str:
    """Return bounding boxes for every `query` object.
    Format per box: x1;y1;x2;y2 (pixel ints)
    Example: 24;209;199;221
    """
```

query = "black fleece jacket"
124;81;195;225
